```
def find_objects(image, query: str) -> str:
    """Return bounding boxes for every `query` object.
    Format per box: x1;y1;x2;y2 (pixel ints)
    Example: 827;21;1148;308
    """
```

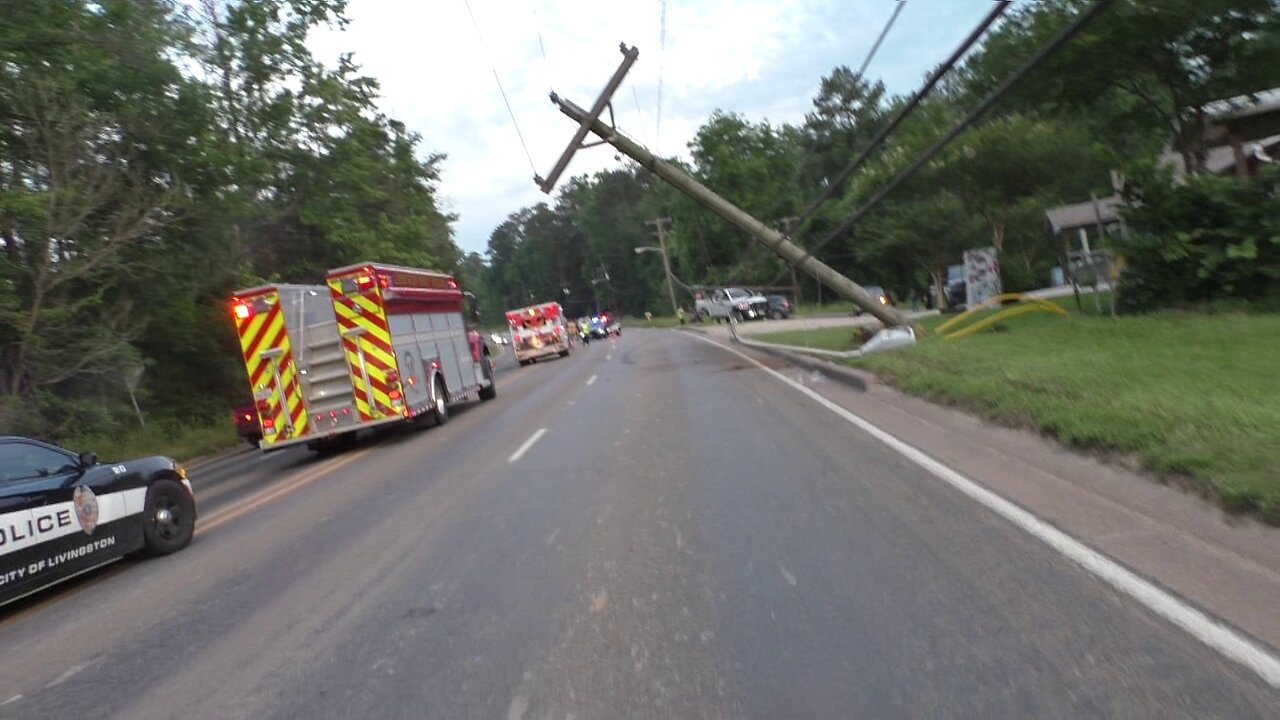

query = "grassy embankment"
759;302;1280;522
66;420;243;465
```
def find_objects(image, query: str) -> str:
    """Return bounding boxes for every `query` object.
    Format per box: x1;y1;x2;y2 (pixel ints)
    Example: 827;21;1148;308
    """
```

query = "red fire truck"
230;264;494;452
506;301;572;366
230;283;357;451
326;262;496;429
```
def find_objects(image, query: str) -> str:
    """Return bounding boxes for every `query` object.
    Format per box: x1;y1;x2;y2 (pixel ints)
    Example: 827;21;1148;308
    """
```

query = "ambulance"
505;301;572;366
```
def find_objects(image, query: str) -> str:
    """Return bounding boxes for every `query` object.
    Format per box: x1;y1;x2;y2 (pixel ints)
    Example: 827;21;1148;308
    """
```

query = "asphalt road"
1;330;1276;718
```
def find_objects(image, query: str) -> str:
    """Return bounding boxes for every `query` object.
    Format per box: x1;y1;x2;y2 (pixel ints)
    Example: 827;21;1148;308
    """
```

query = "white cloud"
309;0;995;256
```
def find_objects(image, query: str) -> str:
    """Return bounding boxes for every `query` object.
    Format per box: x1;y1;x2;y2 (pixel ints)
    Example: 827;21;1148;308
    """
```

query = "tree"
802;66;888;184
1114;164;1280;311
959;0;1280;172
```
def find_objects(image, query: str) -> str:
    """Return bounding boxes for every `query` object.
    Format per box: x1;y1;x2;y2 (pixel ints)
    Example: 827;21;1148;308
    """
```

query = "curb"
677;325;870;392
737;340;869;392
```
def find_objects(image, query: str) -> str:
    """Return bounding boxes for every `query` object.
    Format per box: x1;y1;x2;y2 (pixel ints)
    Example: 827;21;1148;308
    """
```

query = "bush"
1113;165;1280;312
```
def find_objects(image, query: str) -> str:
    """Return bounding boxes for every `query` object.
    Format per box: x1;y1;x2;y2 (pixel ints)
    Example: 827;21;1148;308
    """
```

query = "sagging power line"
462;0;538;175
857;0;907;78
789;0;1114;281
655;0;667;153
789;1;1011;242
722;0;995;287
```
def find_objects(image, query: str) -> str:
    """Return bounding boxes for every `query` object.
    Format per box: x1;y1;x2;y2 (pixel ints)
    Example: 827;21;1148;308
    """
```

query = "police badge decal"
73;486;99;535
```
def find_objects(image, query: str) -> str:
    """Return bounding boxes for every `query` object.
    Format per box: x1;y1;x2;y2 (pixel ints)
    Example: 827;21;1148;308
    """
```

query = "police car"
0;436;197;608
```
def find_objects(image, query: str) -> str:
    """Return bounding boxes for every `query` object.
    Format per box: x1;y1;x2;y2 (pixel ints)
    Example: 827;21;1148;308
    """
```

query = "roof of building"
1045;195;1123;236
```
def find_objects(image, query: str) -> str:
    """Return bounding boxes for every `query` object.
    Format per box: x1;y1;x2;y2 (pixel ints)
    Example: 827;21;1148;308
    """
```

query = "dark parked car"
1;436;197;607
232;402;262;447
765;295;792;319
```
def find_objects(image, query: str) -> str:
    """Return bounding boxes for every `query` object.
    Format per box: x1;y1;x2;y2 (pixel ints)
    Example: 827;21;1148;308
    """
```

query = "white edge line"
508;428;548;464
686;332;1280;688
586;374;598;386
2;694;22;706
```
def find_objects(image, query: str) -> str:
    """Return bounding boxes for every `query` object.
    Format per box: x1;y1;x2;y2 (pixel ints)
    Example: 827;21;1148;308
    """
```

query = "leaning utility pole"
645;217;680;316
536;44;910;328
775;216;803;307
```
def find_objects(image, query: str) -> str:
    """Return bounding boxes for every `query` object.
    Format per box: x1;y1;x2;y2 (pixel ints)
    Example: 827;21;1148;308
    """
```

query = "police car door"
0;442;128;604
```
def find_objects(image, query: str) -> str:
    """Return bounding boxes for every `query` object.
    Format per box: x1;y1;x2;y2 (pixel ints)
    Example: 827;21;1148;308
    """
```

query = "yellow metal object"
936;293;1068;341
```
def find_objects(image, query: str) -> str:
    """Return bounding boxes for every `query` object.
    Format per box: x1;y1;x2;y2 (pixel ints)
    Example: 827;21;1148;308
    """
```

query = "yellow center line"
197;447;374;535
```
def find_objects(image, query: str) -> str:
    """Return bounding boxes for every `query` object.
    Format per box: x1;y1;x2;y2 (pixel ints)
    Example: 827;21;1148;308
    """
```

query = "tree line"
2;0;1276;443
475;0;1278;320
1;0;458;439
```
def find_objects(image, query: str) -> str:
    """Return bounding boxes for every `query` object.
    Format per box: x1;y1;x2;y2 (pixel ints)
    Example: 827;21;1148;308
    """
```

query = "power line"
632;85;652;146
528;0;548;65
462;0;538;176
527;0;551;90
655;0;667;154
728;0;1001;287
793;0;1114;278
791;1;1010;240
857;0;906;77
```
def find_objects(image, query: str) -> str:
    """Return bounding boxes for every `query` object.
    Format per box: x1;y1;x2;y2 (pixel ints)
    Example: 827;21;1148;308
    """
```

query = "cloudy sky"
310;0;996;257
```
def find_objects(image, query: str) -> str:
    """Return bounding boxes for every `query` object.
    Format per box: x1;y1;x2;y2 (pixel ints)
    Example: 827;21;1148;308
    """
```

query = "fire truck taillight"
356;273;374;289
233;302;252;320
262;417;275;429
388;389;402;401
378;274;390;288
385;370;400;384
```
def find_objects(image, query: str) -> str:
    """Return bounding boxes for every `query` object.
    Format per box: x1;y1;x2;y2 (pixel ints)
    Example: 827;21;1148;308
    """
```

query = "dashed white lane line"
508;428;548;464
45;659;97;689
586;374;598;386
2;695;22;707
686;332;1280;689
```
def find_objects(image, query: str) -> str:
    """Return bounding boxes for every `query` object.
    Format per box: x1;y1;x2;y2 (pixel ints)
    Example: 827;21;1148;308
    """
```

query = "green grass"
754;327;863;352
764;306;1280;522
66;420;242;465
790;301;856;317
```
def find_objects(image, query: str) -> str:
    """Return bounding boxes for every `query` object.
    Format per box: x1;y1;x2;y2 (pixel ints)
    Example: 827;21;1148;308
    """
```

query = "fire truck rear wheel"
428;377;449;426
480;364;496;401
558;349;570;358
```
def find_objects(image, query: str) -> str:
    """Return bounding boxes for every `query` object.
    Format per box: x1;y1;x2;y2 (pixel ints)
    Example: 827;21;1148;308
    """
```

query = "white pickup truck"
695;287;770;322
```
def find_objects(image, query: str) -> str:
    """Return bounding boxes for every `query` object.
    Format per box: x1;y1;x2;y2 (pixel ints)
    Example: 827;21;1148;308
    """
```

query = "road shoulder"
689;329;1280;656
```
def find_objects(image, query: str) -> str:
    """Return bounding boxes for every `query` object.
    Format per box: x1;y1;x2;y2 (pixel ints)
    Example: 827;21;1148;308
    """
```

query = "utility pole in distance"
537;45;911;328
642;217;679;316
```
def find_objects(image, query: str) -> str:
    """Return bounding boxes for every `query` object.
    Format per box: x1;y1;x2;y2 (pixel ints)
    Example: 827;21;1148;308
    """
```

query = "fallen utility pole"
537;45;910;328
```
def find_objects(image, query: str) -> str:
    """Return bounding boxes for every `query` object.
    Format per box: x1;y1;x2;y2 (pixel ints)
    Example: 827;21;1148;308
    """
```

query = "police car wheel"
142;479;195;556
